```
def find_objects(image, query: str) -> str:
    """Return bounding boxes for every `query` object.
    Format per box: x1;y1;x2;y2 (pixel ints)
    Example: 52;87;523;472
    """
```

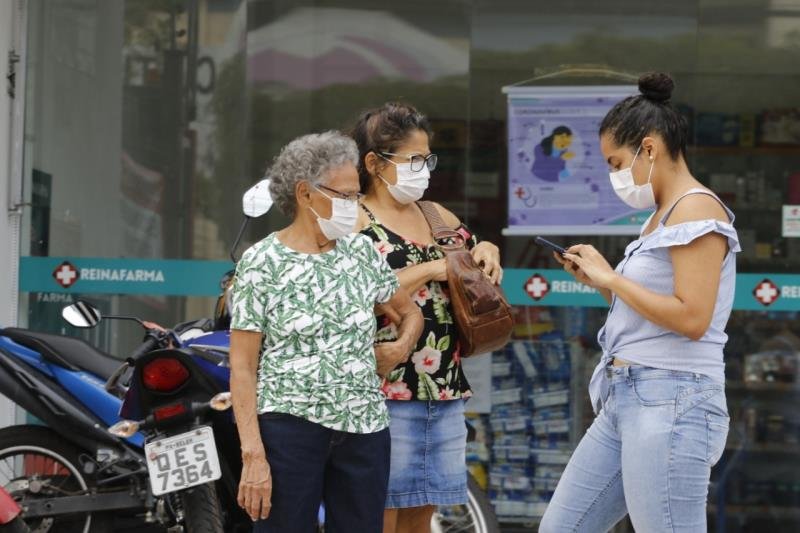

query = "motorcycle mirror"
62;300;102;328
242;179;273;218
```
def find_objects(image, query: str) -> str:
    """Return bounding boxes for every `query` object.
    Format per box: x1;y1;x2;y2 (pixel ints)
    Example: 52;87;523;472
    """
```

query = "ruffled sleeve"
639;220;741;254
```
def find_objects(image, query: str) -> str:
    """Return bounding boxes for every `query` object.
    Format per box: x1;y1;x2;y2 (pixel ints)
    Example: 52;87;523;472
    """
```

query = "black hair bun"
638;72;674;103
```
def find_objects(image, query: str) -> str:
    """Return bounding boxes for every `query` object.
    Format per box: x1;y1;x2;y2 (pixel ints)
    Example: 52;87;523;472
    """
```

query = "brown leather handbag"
418;201;514;357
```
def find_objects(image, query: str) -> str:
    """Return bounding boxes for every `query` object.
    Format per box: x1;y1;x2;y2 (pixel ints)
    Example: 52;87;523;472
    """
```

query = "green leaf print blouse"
230;232;400;434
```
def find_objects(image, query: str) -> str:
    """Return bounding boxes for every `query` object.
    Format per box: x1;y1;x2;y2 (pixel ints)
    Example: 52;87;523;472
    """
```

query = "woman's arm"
611;233;725;339
565;236;726;340
564;195;730;340
375;290;423;376
396;260;447;296
230;329;272;521
430;202;504;284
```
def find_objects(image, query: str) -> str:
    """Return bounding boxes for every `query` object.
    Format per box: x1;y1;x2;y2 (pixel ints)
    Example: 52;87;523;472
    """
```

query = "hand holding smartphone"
534;236;567;256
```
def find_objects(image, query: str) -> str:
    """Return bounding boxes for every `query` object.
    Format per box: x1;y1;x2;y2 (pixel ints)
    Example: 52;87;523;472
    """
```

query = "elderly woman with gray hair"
229;131;423;532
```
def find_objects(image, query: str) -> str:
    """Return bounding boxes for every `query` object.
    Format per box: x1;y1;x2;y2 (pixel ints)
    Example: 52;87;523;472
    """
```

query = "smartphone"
535;236;567;256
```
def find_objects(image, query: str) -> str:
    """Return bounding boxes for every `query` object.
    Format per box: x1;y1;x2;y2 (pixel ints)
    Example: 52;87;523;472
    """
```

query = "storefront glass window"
17;0;800;529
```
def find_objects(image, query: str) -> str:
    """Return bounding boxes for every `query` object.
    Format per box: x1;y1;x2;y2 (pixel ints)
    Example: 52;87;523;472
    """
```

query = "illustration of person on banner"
532;125;575;182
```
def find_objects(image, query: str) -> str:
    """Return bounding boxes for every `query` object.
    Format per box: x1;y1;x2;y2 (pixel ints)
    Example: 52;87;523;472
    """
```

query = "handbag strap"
417;201;466;252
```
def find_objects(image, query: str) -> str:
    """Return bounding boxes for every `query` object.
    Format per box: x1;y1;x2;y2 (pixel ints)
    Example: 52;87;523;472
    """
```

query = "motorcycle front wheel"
0;425;114;533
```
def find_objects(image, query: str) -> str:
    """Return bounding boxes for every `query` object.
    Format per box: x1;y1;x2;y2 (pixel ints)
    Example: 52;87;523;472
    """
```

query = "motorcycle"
0;315;162;531
62;305;247;533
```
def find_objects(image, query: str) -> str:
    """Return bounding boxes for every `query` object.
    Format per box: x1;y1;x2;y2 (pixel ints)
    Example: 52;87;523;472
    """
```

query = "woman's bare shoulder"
665;192;730;226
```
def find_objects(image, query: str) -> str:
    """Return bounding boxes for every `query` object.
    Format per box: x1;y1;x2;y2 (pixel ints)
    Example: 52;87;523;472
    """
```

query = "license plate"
145;426;221;496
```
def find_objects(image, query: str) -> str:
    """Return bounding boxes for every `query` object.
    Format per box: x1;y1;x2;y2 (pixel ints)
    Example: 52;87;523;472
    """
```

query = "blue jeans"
253;413;391;533
540;366;729;533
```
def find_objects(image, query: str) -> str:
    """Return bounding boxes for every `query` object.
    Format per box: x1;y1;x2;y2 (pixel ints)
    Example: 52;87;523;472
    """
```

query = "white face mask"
379;160;430;204
609;145;656;210
309;187;358;241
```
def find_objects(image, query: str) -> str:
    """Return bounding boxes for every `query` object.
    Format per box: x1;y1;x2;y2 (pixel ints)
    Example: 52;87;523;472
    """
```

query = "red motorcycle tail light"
153;402;188;422
142;358;190;392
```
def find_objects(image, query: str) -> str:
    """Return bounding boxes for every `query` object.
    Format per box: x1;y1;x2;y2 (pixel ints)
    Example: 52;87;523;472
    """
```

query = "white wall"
0;0;24;428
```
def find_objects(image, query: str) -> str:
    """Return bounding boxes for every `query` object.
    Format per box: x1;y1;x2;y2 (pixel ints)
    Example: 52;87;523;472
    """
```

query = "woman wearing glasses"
351;103;503;533
229;131;423;532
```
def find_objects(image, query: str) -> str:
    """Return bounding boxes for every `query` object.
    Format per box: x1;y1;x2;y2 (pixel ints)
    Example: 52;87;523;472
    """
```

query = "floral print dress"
360;204;476;402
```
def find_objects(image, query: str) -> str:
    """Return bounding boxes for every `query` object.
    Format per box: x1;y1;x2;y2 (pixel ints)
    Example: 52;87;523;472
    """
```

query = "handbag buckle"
433;230;466;253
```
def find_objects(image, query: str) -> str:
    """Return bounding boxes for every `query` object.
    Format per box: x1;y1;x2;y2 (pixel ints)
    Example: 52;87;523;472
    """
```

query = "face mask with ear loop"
608;144;656;209
377;156;431;204
308;187;358;241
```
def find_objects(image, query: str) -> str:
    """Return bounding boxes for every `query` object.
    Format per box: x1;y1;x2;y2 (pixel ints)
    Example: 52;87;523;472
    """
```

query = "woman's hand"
374;302;401;325
375;341;412;377
238;451;272;521
562;244;618;289
470;242;503;285
553;252;597;288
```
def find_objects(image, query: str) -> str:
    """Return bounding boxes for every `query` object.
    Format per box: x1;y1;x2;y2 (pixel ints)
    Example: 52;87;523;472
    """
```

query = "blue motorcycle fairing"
186;330;230;348
185;330;231;389
49;364;144;447
191;355;229;390
0;336;55;377
1;333;144;447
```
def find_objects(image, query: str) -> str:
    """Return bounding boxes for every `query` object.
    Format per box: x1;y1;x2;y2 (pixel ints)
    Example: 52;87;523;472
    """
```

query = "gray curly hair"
267;131;359;218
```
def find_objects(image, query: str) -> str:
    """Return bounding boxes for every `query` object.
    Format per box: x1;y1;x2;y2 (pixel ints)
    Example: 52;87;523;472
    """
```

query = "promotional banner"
503;268;800;312
502;85;650;236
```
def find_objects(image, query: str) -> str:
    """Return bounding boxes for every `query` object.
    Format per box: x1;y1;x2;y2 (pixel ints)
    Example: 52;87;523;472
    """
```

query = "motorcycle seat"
0;328;121;380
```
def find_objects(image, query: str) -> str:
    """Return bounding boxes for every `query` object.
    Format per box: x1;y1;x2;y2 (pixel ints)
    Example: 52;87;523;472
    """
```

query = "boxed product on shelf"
744;350;799;384
511;339;571;382
696;112;740;146
484;336;586;525
491;387;523;405
532;476;560;492
531;449;572;465
490;497;548;521
532;418;571;436
531;405;570;422
529;388;570;408
493;435;532;462
532;464;566;480
490;406;532;433
491;359;513;378
759;108;800;146
489;464;533;491
530;434;571;449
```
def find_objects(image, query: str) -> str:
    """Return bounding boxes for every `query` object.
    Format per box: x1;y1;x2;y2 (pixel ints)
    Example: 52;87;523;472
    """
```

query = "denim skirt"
385;399;468;508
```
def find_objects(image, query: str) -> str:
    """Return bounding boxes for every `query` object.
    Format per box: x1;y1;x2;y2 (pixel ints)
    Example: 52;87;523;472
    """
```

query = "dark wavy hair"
349;102;433;193
599;72;688;160
540;126;573;156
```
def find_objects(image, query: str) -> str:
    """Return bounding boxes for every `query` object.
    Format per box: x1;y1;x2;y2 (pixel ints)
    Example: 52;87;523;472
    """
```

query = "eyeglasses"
315;184;364;203
380;152;438;173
